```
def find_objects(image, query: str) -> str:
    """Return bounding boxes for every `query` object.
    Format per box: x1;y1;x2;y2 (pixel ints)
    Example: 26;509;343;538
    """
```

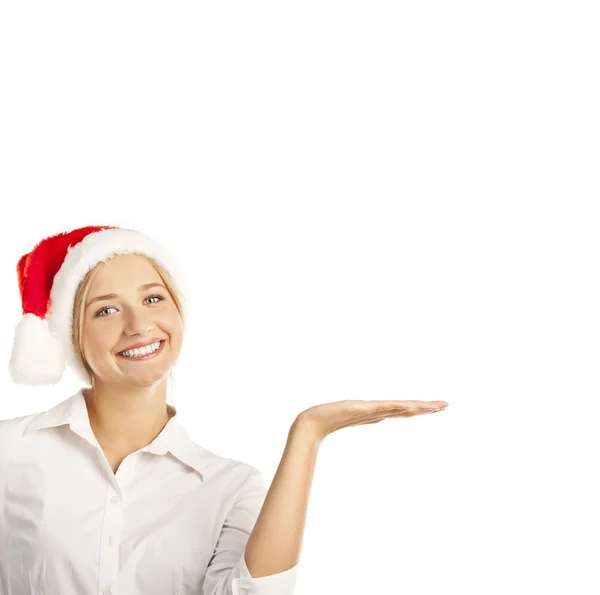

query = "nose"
123;308;153;337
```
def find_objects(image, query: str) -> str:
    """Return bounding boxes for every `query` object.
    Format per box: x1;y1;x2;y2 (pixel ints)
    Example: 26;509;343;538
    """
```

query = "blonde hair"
72;254;185;381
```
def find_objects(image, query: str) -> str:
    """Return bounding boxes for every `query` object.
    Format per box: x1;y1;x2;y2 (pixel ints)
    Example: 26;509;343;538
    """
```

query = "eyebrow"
86;283;167;309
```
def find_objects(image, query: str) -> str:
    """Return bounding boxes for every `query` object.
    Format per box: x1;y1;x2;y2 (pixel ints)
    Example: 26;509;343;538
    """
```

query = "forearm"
244;415;321;578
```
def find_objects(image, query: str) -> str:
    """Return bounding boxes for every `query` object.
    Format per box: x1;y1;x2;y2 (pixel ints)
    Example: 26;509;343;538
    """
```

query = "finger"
344;411;414;427
348;404;415;418
363;401;445;414
352;400;421;412
353;407;445;424
393;401;448;409
345;402;446;425
383;400;448;408
384;405;447;416
338;408;439;432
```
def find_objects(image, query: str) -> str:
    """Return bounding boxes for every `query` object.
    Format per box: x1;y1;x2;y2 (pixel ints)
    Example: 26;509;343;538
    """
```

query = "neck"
84;379;175;452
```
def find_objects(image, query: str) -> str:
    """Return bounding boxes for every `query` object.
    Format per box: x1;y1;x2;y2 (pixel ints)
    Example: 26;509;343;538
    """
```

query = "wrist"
290;412;324;448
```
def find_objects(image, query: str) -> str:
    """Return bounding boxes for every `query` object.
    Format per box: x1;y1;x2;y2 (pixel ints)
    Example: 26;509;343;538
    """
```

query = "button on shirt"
0;389;299;595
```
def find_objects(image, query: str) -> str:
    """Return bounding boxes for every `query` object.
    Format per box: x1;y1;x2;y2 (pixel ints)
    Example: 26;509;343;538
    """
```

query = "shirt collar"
23;388;207;480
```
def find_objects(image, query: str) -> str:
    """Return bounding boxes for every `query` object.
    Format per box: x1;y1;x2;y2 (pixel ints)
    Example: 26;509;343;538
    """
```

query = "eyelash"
95;294;165;318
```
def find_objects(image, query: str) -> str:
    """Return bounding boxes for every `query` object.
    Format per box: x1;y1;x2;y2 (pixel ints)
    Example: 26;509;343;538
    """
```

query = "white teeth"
119;341;161;358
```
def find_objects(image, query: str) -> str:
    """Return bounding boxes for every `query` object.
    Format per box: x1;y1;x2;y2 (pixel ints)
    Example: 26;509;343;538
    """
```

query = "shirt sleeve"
202;467;300;595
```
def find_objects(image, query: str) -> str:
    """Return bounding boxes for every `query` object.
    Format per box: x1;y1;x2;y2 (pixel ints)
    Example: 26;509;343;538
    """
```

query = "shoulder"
202;447;264;492
199;443;258;478
182;432;260;488
0;411;38;438
0;411;40;464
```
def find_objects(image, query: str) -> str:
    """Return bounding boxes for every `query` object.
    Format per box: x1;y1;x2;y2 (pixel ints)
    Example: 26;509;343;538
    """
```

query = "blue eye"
95;294;165;317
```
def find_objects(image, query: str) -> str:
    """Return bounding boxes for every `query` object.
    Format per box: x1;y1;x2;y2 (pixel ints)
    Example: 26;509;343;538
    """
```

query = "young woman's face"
81;254;183;387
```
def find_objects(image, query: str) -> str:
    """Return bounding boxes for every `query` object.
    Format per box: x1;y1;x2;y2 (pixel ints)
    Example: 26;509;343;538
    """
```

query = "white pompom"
8;313;66;385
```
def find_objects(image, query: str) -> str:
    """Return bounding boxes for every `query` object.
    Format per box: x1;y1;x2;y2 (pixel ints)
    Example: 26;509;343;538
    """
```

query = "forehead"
88;254;161;290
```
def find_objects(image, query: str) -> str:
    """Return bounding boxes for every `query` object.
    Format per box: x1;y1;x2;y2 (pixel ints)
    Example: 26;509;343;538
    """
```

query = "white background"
1;2;599;593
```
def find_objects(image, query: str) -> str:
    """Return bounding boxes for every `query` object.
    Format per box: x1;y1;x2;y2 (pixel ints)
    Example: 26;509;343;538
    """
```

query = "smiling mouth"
116;340;166;361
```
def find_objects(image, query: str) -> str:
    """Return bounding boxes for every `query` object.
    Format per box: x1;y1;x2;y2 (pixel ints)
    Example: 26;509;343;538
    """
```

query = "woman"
0;224;448;595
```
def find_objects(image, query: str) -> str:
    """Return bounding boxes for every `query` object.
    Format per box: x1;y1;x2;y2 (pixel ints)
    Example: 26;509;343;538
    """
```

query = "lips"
116;340;166;361
117;338;165;353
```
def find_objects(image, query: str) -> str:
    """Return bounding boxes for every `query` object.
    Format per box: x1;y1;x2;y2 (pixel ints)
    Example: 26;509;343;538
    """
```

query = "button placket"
98;488;125;595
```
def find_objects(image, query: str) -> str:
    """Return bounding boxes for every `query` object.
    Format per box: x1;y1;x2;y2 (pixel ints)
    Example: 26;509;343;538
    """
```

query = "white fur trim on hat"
9;313;66;385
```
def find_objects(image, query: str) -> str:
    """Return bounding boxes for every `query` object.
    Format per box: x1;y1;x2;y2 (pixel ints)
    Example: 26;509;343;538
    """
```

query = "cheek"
163;313;184;348
168;317;184;339
163;308;184;333
82;323;118;359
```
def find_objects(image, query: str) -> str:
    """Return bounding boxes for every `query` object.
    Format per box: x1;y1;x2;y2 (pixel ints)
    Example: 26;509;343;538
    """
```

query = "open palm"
299;399;448;443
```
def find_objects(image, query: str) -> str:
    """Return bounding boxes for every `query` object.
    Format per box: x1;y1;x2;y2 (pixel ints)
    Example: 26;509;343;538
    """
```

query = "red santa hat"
9;225;186;386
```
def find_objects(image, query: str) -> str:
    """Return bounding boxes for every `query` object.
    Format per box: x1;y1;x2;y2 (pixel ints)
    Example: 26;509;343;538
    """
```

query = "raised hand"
297;399;448;443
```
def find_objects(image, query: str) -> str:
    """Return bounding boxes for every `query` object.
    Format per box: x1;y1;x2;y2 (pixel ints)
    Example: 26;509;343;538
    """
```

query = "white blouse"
0;388;299;595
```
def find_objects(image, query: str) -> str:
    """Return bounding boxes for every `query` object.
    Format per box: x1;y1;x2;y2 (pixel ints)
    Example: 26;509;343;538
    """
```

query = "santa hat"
9;225;186;386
